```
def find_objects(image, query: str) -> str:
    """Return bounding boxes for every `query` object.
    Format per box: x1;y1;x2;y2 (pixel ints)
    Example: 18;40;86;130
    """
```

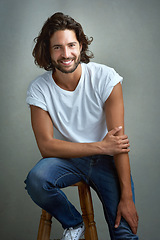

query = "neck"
52;64;82;91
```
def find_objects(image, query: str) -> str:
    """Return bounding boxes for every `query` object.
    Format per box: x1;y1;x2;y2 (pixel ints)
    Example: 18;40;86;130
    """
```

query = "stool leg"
37;209;52;240
78;185;90;240
78;183;98;240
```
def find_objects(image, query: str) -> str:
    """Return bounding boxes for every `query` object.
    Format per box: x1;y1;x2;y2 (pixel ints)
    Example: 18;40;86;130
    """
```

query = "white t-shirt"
26;62;123;143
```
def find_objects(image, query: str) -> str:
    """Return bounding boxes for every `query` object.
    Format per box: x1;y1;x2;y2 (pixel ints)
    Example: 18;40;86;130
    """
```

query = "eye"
69;43;76;48
53;46;60;50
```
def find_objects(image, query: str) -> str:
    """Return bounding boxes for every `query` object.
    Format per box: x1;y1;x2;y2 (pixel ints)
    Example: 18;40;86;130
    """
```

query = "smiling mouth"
59;59;74;66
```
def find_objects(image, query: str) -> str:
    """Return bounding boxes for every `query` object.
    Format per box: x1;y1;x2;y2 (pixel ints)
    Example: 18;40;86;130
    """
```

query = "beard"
51;55;81;74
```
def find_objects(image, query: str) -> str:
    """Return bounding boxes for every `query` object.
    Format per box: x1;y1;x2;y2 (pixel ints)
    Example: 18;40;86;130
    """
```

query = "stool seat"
37;181;98;240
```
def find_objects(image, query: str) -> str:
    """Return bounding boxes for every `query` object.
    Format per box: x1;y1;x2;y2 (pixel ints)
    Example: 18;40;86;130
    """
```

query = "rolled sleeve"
102;68;123;103
26;83;47;111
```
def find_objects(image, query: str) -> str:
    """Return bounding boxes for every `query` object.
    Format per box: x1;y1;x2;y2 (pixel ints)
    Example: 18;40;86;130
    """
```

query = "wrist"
120;188;133;201
94;141;106;155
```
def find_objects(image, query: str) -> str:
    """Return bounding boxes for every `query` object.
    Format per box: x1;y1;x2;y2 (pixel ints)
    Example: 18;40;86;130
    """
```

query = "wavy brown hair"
32;12;94;71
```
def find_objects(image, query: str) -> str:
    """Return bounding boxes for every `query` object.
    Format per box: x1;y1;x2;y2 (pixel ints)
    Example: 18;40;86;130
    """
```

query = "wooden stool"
37;181;98;240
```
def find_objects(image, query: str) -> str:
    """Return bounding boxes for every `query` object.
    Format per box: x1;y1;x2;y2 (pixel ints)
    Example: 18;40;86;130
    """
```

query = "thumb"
115;211;121;229
109;126;122;136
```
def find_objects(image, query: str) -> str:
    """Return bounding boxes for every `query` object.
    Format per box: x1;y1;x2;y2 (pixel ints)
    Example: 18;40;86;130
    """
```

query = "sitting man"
25;12;139;240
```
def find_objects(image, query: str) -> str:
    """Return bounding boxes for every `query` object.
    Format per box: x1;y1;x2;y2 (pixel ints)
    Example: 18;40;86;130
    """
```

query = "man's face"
50;29;82;74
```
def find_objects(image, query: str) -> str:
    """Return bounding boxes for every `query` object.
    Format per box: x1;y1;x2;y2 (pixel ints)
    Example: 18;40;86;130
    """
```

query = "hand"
101;126;130;156
115;198;139;234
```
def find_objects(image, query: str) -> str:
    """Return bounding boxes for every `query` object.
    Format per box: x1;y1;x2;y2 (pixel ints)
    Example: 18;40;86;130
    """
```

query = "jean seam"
54;172;85;186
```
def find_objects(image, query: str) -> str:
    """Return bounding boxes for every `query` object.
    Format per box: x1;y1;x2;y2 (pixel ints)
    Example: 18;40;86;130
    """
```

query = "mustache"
58;57;75;61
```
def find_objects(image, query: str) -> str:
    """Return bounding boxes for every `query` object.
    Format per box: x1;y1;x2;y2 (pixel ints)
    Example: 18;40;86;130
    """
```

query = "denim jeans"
25;155;138;240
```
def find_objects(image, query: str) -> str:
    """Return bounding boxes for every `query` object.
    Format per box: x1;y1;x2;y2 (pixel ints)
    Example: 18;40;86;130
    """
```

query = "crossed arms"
30;82;138;233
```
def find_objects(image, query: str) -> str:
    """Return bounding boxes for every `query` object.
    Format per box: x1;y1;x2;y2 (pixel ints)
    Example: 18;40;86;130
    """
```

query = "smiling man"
50;29;81;74
25;12;139;240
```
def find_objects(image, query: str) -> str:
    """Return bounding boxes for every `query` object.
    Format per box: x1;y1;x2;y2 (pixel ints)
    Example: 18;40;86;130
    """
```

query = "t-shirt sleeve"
26;81;48;111
101;67;123;103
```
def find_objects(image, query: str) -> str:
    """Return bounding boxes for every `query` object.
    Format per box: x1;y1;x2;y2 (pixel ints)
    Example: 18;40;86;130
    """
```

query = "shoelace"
63;228;73;240
63;227;82;240
69;229;73;240
62;224;84;240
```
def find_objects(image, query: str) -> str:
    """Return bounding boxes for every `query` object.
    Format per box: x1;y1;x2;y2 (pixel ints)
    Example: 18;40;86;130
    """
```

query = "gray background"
0;0;160;239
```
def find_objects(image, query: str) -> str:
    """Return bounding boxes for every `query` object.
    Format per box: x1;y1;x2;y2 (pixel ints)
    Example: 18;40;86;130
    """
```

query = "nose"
61;46;70;58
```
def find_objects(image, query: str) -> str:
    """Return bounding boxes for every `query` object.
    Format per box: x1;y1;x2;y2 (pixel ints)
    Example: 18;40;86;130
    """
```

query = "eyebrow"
51;42;78;48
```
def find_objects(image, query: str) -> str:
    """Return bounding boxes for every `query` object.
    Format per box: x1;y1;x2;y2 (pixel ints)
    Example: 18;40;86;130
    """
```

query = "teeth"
61;60;72;65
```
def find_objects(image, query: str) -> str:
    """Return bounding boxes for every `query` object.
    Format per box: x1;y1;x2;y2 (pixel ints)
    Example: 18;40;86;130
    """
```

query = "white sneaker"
61;222;85;240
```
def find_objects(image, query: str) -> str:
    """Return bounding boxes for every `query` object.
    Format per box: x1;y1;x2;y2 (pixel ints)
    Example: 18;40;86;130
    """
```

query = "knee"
25;167;46;197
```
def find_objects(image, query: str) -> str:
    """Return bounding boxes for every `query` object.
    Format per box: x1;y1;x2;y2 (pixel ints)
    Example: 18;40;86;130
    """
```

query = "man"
25;12;139;240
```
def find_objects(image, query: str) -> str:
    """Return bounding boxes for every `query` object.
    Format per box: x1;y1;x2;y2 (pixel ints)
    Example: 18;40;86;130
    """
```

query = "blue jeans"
25;155;138;240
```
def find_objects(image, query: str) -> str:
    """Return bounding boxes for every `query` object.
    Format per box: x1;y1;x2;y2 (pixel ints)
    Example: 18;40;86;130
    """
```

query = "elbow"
38;146;49;158
37;140;54;158
40;151;49;158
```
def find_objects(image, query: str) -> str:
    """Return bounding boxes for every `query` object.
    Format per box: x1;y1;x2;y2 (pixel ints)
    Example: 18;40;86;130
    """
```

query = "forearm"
38;138;101;158
114;153;132;199
114;152;139;234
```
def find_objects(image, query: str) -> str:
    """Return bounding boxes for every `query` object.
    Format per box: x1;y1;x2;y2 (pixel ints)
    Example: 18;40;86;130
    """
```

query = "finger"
131;226;138;235
126;214;138;234
109;126;122;136
131;214;139;234
122;148;130;153
119;134;128;140
122;143;130;149
115;211;121;228
130;221;138;234
121;139;129;144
